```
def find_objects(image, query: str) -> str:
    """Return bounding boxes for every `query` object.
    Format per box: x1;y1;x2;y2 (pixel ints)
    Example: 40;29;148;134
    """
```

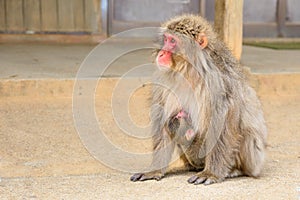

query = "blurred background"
0;0;299;40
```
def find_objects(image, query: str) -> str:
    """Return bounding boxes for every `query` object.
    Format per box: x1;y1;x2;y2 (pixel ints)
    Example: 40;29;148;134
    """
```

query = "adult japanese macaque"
130;15;267;185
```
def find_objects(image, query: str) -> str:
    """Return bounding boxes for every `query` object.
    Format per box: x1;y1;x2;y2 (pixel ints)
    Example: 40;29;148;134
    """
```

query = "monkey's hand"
187;170;223;185
130;171;164;182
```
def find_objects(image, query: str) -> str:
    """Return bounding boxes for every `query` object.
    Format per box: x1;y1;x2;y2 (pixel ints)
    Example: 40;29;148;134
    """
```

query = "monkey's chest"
163;90;198;118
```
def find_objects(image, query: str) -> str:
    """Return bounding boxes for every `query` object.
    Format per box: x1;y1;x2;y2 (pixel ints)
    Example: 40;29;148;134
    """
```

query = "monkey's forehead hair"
161;14;216;41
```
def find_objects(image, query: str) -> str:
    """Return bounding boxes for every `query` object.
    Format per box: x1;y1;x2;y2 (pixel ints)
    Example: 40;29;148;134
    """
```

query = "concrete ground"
0;42;299;199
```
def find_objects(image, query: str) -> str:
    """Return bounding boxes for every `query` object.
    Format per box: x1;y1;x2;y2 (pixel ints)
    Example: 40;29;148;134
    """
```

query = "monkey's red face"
156;33;179;69
156;32;208;71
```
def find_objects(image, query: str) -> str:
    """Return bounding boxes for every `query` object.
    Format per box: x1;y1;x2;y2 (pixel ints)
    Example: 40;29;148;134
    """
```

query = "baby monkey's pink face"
156;33;179;69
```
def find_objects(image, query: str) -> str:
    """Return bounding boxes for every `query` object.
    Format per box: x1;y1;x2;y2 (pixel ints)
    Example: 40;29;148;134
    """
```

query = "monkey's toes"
187;173;220;185
187;175;199;183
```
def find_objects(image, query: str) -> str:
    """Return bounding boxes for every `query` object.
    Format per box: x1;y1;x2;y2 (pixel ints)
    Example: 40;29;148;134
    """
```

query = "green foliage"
243;42;300;50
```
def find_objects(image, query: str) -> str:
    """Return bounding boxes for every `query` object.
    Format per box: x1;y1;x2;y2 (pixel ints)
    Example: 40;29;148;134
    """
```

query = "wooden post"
277;0;287;37
214;0;244;60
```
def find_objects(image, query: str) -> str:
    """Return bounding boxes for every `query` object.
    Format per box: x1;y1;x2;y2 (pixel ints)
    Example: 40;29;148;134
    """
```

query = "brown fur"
130;15;267;185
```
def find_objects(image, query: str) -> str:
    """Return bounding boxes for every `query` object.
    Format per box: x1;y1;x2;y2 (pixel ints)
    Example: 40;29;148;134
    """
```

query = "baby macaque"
167;110;196;146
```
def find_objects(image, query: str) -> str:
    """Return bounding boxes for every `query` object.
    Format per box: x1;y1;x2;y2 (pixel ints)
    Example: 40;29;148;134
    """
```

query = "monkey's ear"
197;33;208;49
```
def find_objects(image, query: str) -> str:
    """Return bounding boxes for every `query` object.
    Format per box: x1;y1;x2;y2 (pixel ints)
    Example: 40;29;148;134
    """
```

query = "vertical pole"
200;0;206;17
214;0;244;60
277;0;287;37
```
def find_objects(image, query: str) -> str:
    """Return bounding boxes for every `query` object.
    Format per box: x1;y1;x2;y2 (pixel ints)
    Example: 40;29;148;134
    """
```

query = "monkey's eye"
171;38;176;44
163;35;167;42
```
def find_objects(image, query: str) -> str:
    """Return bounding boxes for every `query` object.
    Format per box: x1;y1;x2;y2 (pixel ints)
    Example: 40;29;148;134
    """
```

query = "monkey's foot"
130;171;164;182
187;171;222;185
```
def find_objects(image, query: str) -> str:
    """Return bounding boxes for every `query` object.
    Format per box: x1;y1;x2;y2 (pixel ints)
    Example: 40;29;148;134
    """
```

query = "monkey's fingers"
130;173;144;182
130;172;163;182
187;171;221;185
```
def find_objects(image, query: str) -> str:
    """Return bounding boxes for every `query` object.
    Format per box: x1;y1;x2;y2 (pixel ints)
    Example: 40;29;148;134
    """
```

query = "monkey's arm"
188;94;235;185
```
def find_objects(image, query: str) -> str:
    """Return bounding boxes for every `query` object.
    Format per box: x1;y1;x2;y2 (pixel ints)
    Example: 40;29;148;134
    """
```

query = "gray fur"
130;15;267;184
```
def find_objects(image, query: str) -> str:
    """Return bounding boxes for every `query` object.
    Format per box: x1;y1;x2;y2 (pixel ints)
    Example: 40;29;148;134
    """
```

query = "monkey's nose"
158;50;165;57
158;50;171;57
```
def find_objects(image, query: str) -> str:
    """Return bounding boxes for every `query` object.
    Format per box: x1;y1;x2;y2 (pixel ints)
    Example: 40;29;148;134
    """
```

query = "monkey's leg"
130;129;175;182
187;139;232;185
